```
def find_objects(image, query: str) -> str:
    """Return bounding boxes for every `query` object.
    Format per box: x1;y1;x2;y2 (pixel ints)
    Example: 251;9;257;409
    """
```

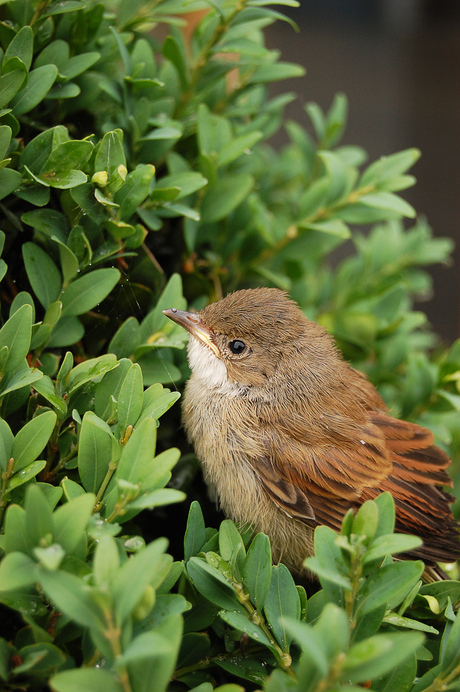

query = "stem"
233;582;295;677
0;457;14;528
103;610;133;692
94;453;121;511
417;661;460;692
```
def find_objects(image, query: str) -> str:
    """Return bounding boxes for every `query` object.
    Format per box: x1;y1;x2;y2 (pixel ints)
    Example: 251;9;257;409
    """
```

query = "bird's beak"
163;308;221;358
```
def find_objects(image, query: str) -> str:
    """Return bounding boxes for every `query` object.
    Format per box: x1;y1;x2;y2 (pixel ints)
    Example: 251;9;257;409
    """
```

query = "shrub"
0;0;459;690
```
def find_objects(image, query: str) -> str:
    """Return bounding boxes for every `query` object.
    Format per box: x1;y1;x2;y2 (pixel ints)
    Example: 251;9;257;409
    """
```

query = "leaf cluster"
0;0;458;690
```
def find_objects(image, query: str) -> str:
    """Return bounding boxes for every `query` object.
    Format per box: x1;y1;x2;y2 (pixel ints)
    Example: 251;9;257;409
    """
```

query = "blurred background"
265;0;460;344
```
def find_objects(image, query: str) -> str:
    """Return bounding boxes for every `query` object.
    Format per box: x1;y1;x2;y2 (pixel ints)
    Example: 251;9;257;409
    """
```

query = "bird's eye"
228;339;246;355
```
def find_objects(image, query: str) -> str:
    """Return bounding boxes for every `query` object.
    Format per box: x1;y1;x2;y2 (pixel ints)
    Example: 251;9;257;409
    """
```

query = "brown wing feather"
252;409;460;563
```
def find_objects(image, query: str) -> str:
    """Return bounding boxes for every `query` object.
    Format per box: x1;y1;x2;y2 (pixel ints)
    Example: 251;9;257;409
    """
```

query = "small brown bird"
164;288;460;572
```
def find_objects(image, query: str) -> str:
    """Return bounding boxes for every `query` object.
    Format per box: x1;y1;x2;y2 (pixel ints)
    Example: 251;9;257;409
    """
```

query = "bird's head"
163;288;331;389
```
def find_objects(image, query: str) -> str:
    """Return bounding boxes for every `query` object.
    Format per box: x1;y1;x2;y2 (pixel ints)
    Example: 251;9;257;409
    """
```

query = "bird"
163;287;460;573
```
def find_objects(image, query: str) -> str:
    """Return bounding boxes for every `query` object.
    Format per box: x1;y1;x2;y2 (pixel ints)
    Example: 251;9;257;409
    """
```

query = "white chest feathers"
187;337;228;387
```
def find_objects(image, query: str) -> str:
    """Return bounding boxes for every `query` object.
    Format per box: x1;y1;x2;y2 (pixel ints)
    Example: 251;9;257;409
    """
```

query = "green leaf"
23;483;54;553
359;191;416;218
306;525;350;604
113;537;168;624
117;630;173;666
50;668;124;692
12;410;56;472
126;615;182;692
108;317;141;358
315;603;350;659
219;609;274;651
116;416;156;483
60;52;101;80
363;533;423;564
283;617;329;678
7;458;46;491
114;163;155;220
94;129;126;193
242;533;272;612
154;171;208;200
341;632;424;684
47;316;84;348
441;610;460;673
53;493;95;554
219;520;245;564
163;34;189;88
4;26;33;71
248;61;305;83
33;543;65;571
38;568;106;632
0;417;13;472
22;242;62;309
139;272;186;339
264;564;300;651
200;173;255;223
21;208;69;240
217;131;263;167
66;354;119;395
41;0;87;16
12;65;58;115
78;412;117;493
184;501;206;560
41;140;93;177
117;362;144;433
0;303;32;374
93;534;120;588
126;487;185;510
302;218;351;238
137;391;180;423
360;148;421;187
0;167;22;201
0;70;26;108
372;653;417;692
187;557;245;613
61;268;120;316
356;561;425;615
0;552;38;589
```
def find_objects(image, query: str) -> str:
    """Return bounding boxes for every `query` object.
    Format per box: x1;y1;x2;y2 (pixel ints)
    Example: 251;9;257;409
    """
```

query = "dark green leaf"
242;533;272;612
12;410;56;472
117;363;144;433
184;500;206;560
200;173;254;223
12;65;58;115
341;632;424;684
22;242;62;308
264;564;300;651
356;561;425;615
116;416;156;483
113;538;168;624
61;268;120;316
78;412;117;493
0;303;32;374
4;26;33;70
0;167;22;201
187;557;245;613
0;70;27;108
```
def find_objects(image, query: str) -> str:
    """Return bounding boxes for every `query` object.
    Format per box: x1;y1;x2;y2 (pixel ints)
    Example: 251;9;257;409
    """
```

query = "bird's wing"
253;410;393;531
361;413;458;562
252;409;459;561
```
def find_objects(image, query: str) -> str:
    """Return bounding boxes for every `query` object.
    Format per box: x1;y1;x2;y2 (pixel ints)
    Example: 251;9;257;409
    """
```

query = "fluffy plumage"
166;288;460;572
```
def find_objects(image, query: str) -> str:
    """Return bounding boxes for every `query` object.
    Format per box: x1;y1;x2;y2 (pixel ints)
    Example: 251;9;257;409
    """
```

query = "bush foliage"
0;0;459;690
